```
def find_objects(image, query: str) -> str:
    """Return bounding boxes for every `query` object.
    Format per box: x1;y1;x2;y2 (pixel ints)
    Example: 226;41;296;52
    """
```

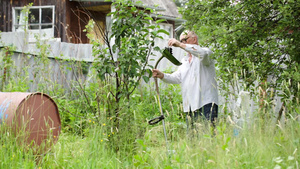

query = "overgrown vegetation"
83;0;170;152
0;0;299;168
181;0;300;120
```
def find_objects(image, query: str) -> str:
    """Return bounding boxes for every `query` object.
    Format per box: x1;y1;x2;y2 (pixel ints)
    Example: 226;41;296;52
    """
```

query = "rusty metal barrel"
0;92;61;153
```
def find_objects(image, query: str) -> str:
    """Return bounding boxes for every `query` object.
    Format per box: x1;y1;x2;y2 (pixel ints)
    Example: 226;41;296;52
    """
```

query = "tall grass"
1;95;299;168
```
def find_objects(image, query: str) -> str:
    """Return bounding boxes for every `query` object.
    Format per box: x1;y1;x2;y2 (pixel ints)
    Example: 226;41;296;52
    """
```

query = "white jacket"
162;44;218;112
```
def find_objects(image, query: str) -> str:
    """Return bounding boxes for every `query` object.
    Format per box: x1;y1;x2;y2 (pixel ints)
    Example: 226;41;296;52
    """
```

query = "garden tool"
154;47;182;69
148;47;181;155
149;47;181;125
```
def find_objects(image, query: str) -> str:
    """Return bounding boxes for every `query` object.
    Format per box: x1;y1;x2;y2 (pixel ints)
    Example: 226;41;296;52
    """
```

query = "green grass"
1;116;299;169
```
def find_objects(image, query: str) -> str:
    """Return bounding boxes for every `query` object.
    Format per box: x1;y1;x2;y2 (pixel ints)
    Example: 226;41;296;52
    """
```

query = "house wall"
0;0;90;43
0;0;14;32
68;2;88;43
1;1;180;44
67;6;107;44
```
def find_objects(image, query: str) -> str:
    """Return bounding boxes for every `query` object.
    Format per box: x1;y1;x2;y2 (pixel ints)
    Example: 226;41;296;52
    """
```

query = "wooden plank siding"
0;0;13;32
68;2;89;43
0;0;97;43
68;2;111;43
1;0;181;44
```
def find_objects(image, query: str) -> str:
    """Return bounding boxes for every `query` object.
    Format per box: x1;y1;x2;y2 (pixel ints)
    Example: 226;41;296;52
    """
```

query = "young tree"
180;0;300;118
90;0;167;131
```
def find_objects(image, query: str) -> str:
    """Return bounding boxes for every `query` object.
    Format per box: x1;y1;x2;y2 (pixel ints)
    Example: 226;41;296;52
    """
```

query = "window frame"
12;5;55;32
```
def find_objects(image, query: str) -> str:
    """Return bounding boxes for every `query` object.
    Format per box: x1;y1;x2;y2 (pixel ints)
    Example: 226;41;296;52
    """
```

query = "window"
12;6;55;40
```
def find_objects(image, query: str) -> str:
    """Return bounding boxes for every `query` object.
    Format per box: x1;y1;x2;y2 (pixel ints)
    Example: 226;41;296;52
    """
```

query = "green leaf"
147;25;156;29
146;8;154;13
142;75;150;83
155;19;166;24
157;29;169;35
144;16;153;20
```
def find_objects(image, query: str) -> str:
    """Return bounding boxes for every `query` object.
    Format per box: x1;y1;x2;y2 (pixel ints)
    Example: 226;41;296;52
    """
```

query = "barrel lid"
0;92;61;153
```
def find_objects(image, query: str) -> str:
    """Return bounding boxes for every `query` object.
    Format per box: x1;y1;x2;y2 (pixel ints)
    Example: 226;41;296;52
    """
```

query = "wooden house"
0;0;184;44
0;0;184;92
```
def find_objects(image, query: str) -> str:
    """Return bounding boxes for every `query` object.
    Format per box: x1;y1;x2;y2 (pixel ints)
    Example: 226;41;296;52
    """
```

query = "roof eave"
151;14;185;23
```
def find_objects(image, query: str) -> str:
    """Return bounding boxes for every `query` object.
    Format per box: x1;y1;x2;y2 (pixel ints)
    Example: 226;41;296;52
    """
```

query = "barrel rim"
16;92;61;124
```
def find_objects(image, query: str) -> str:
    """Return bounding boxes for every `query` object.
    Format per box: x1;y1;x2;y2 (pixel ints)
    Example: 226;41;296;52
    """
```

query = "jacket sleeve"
161;69;181;84
184;44;213;66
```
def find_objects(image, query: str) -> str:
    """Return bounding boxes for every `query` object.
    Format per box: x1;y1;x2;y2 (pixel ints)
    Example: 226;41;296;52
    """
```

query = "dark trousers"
186;103;218;130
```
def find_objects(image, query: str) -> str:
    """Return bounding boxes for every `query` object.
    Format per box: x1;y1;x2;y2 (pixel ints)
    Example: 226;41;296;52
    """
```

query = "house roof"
137;0;182;19
71;0;183;22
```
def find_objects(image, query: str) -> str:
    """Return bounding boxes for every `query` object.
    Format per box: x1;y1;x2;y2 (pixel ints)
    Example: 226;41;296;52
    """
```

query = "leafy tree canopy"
180;0;300;107
92;0;167;99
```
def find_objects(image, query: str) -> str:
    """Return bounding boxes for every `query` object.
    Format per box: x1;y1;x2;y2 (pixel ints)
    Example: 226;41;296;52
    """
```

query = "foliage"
89;0;168;150
180;0;300;115
92;0;167;105
0;46;15;91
